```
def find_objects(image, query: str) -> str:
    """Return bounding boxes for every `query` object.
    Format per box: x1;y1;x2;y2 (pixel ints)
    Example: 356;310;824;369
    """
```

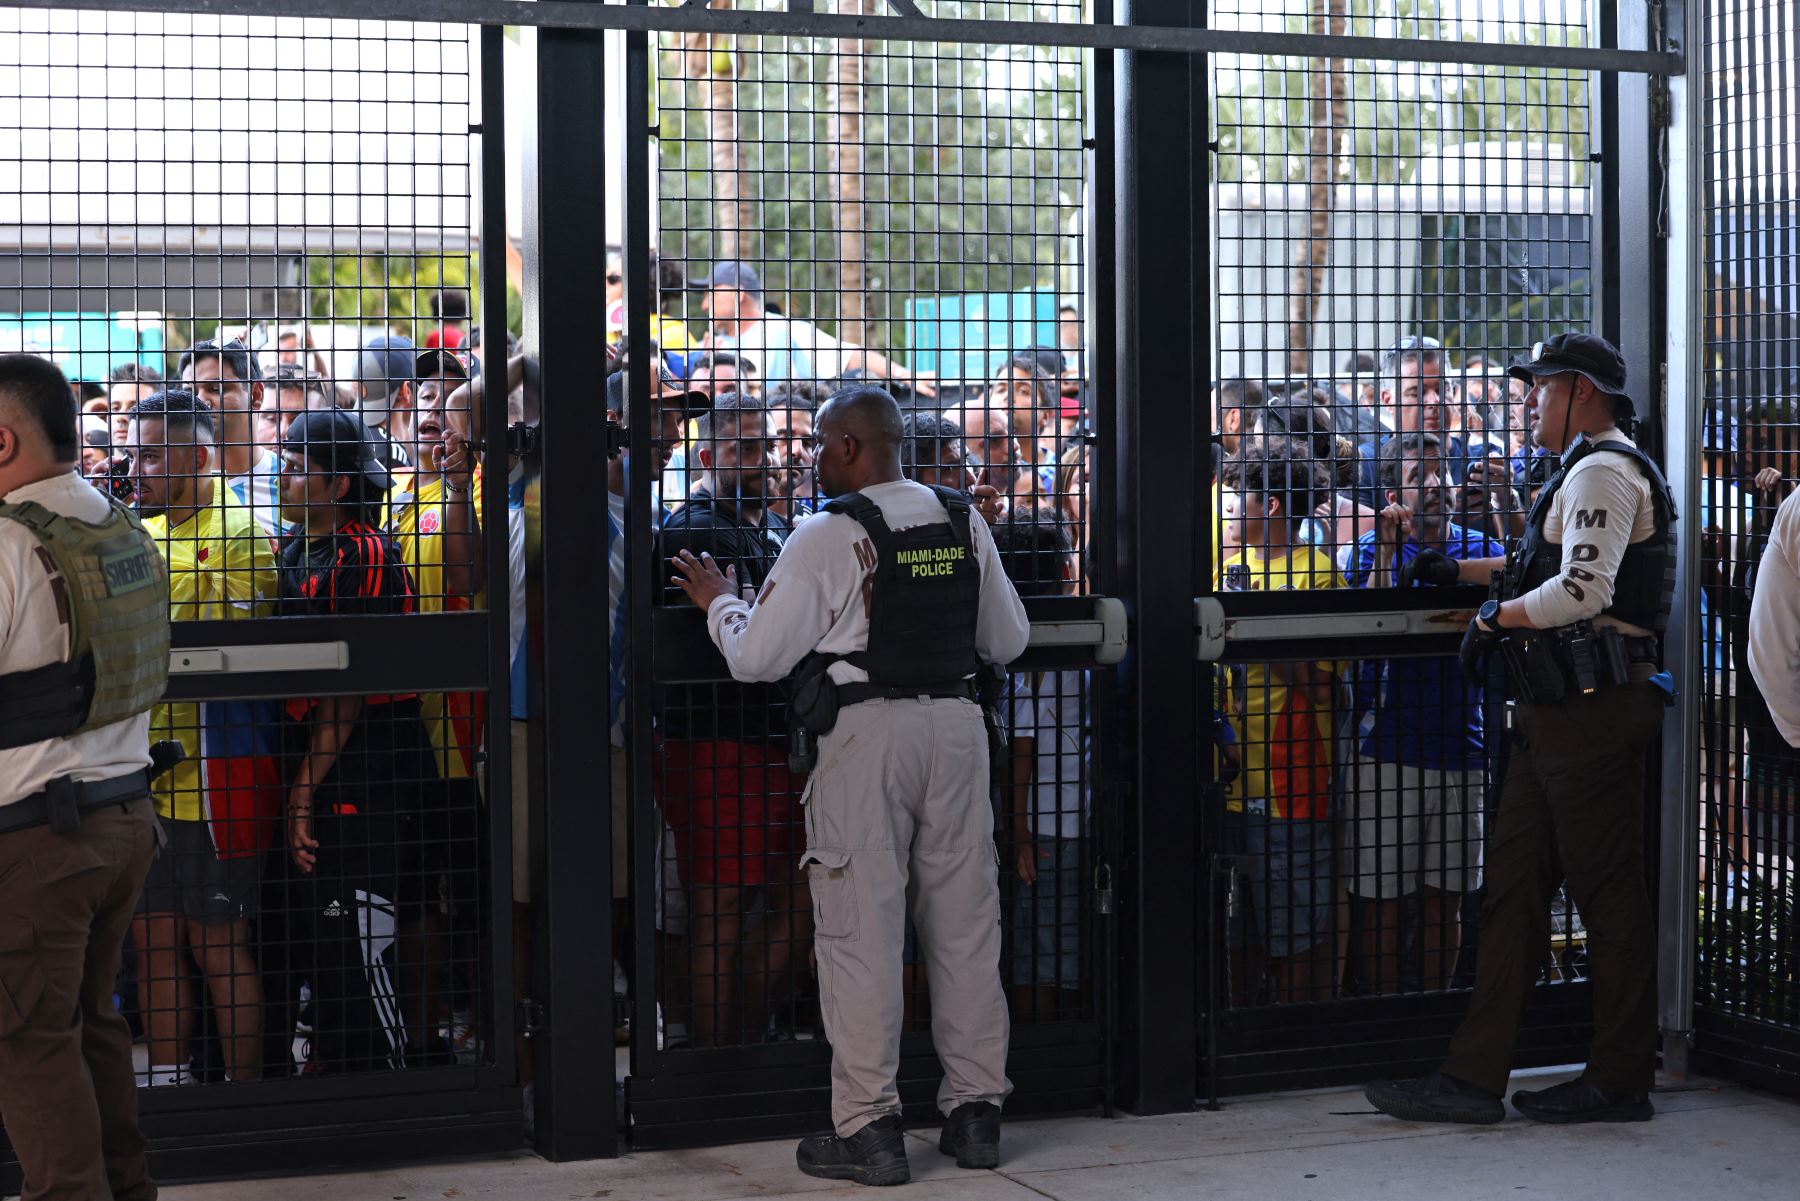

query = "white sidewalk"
165;1067;1799;1201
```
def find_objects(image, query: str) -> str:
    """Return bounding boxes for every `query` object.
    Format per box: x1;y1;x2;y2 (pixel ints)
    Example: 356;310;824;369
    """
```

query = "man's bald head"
819;384;904;449
814;384;905;496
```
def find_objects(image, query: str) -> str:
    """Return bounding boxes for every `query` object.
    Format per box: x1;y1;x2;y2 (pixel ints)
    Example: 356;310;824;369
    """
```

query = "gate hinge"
506;421;542;460
517;998;545;1039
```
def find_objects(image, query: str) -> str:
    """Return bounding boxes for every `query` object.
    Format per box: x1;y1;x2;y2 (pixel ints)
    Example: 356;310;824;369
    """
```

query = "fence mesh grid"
640;1;1095;1051
1696;0;1799;1034
0;8;496;1087
1206;0;1596;1008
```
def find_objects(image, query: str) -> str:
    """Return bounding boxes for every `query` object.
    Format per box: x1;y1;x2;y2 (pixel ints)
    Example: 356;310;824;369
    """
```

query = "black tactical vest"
823;486;982;688
1512;433;1678;633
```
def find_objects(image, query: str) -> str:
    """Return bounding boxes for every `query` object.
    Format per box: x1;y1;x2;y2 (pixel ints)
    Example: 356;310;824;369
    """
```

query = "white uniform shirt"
1520;429;1660;632
0;471;155;807
705;479;1031;684
1749;486;1800;747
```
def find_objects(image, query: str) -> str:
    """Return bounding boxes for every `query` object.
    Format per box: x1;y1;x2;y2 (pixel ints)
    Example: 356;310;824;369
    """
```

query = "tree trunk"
1287;0;1347;379
829;0;873;348
691;12;753;263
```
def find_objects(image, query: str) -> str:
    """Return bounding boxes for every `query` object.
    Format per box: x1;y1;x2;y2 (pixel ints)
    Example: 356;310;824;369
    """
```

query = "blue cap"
690;260;763;298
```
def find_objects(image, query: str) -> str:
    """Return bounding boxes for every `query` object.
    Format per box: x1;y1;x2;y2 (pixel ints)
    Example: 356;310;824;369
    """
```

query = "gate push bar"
1194;596;1473;662
1028;597;1129;666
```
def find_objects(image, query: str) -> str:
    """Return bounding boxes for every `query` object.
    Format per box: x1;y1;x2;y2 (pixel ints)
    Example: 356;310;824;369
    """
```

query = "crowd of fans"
53;264;1788;1083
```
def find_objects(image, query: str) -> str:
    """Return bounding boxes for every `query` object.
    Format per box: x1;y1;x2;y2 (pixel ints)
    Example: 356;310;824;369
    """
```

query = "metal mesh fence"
1696;0;1800;1032
639;1;1096;1050
0;8;498;1086
1206;0;1596;1008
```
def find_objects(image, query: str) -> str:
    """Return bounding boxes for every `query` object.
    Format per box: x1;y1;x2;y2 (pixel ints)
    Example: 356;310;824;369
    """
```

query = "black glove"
1399;548;1461;589
1459;615;1502;688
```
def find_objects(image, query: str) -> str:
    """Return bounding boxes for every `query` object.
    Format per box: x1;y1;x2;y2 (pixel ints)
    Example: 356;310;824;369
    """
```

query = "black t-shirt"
279;519;416;617
657;489;790;744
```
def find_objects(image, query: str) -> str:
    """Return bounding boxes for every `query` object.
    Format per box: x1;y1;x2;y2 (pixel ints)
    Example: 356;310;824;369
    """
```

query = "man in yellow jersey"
1216;436;1340;1006
124;388;279;1086
388;347;487;779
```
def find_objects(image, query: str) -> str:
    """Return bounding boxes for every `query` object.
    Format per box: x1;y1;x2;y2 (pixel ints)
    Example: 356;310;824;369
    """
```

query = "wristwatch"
1477;599;1503;632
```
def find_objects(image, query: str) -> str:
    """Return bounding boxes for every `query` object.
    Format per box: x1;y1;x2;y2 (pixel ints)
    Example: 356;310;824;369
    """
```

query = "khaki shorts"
1343;756;1485;900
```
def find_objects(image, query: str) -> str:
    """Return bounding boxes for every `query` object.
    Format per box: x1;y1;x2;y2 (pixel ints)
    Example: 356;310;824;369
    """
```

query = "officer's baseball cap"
282;409;394;494
689;260;763;298
1507;332;1629;401
353;335;416;424
605;364;711;419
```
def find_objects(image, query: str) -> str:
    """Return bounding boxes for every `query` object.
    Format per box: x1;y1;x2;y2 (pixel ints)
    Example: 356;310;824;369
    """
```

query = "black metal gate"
617;2;1127;1145
1686;0;1800;1098
0;13;523;1187
1192;0;1678;1100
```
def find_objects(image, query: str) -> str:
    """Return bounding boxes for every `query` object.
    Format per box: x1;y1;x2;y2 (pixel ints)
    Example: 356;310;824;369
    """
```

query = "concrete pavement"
163;1067;1798;1201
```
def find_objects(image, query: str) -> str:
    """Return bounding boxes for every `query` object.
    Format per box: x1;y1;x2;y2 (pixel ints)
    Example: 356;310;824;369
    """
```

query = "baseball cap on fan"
606;364;712;420
689;260;764;298
353;335;416;428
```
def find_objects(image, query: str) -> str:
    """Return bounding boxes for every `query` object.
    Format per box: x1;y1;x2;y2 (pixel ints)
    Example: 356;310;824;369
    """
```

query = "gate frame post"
520;16;621;1160
1654;0;1702;1079
1110;0;1204;1116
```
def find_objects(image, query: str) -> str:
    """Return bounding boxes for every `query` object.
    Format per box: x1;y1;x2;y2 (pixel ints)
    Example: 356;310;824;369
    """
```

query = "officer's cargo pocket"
0;919;45;1038
800;848;859;941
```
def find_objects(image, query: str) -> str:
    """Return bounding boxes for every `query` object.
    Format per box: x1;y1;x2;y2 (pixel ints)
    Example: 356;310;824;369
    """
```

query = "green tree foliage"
1213;0;1591;187
655;1;1086;352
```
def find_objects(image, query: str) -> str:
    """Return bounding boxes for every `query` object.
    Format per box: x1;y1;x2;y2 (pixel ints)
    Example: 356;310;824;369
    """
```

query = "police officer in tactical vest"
1366;332;1676;1126
673;384;1031;1186
0;353;174;1200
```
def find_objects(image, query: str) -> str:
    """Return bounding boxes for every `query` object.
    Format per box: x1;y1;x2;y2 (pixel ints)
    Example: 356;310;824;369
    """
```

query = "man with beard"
124;389;280;1086
657;389;812;1047
179;338;285;541
768;383;821;521
1343;432;1504;995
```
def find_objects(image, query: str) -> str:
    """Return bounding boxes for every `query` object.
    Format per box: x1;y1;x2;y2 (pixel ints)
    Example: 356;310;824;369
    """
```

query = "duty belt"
0;769;151;836
836;678;980;708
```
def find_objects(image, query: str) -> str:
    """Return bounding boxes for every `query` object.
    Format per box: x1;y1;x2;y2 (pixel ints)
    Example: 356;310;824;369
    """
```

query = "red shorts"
657;738;803;886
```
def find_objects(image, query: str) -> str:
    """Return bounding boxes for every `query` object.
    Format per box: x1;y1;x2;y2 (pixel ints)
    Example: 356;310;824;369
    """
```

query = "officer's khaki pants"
803;696;1012;1137
0;798;159;1201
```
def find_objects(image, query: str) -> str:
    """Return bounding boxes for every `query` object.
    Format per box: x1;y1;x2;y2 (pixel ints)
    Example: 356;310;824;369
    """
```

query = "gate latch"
516;998;545;1040
506;421;542;460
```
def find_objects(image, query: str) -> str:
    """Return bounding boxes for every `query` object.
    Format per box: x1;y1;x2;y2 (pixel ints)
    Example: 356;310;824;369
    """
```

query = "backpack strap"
926;485;975;547
821;491;894;543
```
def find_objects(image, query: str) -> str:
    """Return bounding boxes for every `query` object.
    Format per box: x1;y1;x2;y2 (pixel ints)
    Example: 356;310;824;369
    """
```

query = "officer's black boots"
1364;1071;1505;1124
938;1100;1001;1169
796;1115;911;1187
1511;1077;1654;1124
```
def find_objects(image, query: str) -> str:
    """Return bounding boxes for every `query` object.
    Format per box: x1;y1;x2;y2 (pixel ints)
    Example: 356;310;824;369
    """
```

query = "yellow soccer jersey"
1218;544;1341;820
388;467;487;779
143;484;278;822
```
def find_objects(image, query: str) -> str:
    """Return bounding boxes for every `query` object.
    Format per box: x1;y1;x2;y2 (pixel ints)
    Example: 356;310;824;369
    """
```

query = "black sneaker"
796;1115;911;1187
1512;1077;1653;1124
937;1100;1001;1169
1364;1071;1505;1124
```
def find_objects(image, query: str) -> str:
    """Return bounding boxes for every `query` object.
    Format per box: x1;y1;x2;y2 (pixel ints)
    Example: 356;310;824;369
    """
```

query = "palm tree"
828;0;874;348
685;10;754;262
1287;0;1348;377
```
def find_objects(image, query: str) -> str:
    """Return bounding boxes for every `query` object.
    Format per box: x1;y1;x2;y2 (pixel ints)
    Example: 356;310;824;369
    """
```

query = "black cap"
416;347;469;382
606;364;711;419
1507;332;1629;401
282;409;393;493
